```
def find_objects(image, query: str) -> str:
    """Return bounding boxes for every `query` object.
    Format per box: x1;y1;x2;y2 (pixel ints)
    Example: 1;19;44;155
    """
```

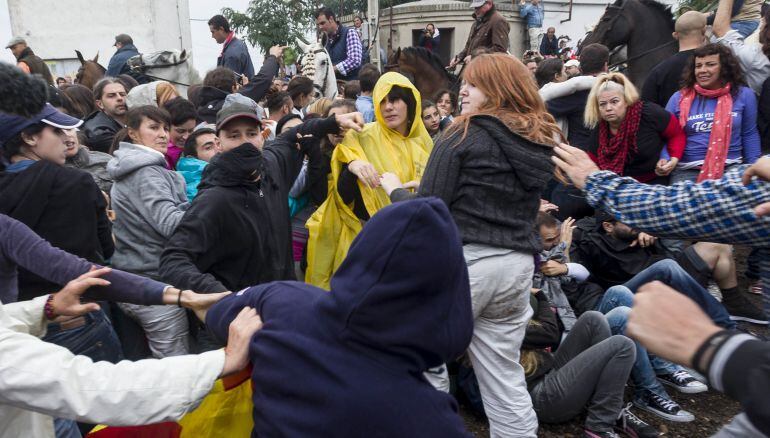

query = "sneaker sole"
657;378;708;394
631;400;695;423
729;315;770;325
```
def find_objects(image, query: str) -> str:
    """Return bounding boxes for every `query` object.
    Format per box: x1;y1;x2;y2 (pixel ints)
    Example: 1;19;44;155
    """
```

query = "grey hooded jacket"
108;142;189;279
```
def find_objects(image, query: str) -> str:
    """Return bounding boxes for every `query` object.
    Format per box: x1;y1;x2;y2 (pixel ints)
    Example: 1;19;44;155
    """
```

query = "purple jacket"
0;214;166;304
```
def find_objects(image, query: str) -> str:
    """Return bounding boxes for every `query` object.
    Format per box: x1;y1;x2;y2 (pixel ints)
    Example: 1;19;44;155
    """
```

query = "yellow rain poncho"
305;72;434;289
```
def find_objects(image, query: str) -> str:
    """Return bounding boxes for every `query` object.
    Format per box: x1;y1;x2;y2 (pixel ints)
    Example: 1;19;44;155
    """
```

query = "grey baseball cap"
6;36;26;48
469;0;486;7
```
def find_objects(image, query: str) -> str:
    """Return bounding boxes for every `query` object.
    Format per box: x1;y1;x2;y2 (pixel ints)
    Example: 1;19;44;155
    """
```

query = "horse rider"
106;34;140;77
315;7;363;81
209;14;255;78
448;1;510;70
5;37;53;85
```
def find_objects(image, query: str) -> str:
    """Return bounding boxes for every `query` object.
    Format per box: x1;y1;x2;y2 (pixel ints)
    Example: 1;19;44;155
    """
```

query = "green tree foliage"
222;0;316;53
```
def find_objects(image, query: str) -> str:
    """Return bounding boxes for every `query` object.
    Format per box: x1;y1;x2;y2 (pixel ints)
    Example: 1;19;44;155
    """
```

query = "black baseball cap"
216;102;262;132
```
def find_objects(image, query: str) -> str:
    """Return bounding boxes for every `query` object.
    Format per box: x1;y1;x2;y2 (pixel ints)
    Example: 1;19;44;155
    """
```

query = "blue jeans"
732;20;760;38
622;259;735;329
43;309;124;363
597;288;679;399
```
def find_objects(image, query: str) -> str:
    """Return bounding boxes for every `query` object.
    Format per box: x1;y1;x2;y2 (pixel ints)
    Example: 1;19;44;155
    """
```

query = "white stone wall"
7;0;192;78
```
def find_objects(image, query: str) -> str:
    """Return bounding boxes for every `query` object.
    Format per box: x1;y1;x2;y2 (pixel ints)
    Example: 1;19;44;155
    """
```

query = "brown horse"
74;50;106;90
386;47;458;101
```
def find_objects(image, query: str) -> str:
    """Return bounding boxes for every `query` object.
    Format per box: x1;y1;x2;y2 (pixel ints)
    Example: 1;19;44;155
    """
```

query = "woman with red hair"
381;53;558;437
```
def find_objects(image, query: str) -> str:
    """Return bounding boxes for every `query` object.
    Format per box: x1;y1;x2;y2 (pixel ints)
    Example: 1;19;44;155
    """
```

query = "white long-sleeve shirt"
0;296;224;438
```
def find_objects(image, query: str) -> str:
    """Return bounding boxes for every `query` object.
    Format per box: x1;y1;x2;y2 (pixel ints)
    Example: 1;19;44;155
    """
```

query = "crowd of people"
1;0;770;437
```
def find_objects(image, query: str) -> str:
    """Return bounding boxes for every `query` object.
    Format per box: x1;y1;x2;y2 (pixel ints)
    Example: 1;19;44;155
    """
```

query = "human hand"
269;45;285;58
334;112;365;133
552;143;601;189
627;281;721;368
240;74;249;86
448;57;458;69
221;307;263;377
182;290;232;322
349;159;380;188
541;260;568;276
539;199;559;213
741;157;770;216
655;157;678;176
49;267;110;318
403;180;420;191
463;55;471;65
560;217;576;246
630;232;656;248
379;172;404;195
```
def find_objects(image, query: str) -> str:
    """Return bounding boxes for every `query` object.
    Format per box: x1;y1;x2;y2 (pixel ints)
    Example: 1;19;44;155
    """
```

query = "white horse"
126;49;200;97
296;36;338;100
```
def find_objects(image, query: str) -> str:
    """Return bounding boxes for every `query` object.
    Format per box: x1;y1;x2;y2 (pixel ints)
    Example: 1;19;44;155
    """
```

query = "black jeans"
530;311;636;432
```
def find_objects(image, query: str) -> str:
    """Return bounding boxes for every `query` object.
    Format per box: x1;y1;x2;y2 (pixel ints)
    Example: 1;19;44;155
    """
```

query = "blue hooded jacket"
206;197;473;437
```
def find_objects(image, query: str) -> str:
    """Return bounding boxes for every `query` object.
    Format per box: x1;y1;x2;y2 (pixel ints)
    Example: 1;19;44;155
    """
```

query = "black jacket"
0;161;113;300
159;116;335;292
197;55;280;124
522;291;560;388
641;50;695;108
392;115;554;254
82;110;123;153
547;88;592;150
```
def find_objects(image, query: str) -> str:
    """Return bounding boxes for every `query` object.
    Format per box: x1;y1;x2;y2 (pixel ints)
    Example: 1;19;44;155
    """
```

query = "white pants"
118;303;190;358
528;27;543;53
464;244;538;437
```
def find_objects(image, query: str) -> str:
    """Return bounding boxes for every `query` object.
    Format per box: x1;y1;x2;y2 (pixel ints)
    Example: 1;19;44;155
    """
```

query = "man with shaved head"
641;11;708;106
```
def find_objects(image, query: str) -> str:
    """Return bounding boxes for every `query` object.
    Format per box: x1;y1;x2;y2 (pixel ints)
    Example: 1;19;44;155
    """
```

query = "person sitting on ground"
63;129;113;194
585;73;685;183
305;73;432;289
107;105;191;358
665;43;760;184
523;307;657;438
82;78;128;153
356;64;379;123
571;210;765;324
421;100;441;138
163;97;198;169
205;197;473;437
176;125;222;200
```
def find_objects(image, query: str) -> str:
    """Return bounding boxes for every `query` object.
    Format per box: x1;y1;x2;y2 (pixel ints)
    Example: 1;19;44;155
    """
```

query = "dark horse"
581;0;676;88
386;47;458;101
74;50;106;90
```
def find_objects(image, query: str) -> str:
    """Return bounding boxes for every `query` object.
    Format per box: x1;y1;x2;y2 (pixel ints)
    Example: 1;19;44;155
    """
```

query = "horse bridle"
299;46;334;101
126;54;192;87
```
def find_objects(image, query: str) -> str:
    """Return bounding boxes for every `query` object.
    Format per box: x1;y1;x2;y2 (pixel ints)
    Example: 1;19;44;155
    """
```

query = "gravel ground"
460;246;765;437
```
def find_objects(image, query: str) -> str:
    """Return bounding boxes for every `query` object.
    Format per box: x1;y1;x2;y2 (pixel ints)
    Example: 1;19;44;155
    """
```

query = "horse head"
581;0;632;51
296;36;337;100
126;49;194;96
74;50;105;90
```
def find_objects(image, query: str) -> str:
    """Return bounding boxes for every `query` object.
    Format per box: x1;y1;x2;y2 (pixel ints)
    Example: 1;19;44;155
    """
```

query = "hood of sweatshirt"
319;197;473;372
107;142;167;180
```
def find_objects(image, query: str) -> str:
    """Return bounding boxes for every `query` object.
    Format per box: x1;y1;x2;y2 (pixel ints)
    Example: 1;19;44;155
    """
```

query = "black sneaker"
615;403;660;438
632;391;694;422
723;292;769;325
584;430;620;438
657;370;708;394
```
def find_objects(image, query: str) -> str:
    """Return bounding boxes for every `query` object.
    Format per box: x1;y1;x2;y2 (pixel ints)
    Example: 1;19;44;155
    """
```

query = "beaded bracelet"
44;294;57;320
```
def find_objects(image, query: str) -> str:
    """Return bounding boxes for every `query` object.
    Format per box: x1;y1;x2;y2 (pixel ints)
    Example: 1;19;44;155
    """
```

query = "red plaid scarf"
597;100;643;175
678;83;733;182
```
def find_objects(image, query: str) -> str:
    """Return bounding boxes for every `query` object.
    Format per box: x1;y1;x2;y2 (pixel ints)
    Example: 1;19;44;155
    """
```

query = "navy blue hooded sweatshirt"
206;197;473;437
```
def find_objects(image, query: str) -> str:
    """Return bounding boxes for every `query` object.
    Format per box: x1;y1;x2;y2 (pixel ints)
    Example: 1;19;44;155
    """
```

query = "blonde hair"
307;98;333;117
584;72;639;128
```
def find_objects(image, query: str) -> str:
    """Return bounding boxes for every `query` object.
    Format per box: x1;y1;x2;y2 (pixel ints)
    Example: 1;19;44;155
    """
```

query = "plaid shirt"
333;27;363;76
584;166;770;313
